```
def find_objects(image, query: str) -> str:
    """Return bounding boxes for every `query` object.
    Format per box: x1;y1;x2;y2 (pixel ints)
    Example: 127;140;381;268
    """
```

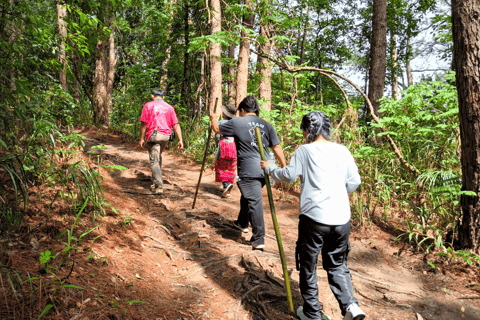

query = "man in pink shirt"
139;89;183;194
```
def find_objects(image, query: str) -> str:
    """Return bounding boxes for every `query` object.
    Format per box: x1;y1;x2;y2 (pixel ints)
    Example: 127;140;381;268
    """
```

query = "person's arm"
272;144;287;168
209;112;222;135
261;148;303;183
345;150;361;194
174;123;184;149
139;122;147;148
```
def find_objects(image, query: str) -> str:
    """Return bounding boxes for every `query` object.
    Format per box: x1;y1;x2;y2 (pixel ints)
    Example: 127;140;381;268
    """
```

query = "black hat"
221;104;236;119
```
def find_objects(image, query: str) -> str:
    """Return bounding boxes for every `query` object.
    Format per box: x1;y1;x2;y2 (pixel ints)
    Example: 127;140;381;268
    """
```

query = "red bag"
219;138;237;160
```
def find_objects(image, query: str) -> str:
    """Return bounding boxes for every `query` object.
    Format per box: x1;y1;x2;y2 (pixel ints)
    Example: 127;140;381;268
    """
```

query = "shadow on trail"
80;133;304;319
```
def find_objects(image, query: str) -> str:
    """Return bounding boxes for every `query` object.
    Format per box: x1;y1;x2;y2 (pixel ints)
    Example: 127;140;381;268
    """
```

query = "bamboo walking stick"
254;127;294;313
192;97;219;209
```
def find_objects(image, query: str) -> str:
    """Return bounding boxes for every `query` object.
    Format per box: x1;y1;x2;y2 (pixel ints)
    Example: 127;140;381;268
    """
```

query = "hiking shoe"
246;241;265;251
296;306;331;320
150;185;163;194
252;243;265;250
345;303;365;320
222;182;234;198
232;220;248;233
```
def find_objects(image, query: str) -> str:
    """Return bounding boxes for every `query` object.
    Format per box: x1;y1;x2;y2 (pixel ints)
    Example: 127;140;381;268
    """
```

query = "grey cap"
221;104;236;119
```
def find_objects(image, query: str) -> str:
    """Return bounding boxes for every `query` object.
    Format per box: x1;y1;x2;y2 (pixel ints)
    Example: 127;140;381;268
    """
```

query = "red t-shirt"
140;100;178;141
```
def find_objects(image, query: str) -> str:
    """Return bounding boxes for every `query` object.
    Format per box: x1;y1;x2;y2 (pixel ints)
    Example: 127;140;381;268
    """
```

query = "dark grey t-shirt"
219;115;280;178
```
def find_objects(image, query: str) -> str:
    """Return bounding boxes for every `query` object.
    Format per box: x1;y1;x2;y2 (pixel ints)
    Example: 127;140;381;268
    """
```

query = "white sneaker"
345;303;365;320
296;306;331;320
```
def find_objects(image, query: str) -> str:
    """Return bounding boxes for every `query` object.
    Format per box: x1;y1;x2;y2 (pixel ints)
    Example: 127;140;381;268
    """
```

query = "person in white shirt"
260;111;365;320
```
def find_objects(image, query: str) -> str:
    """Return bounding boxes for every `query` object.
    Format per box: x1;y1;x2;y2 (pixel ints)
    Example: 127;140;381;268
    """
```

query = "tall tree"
452;0;480;252
208;0;222;117
368;0;387;116
235;0;255;108
56;0;68;91
258;8;274;111
227;43;236;106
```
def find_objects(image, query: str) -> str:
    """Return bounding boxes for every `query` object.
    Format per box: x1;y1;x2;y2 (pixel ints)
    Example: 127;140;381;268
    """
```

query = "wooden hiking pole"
254;127;294;313
192;97;219;209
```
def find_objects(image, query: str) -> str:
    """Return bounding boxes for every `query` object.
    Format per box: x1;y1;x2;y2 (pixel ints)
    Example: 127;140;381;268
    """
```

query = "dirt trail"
68;128;480;320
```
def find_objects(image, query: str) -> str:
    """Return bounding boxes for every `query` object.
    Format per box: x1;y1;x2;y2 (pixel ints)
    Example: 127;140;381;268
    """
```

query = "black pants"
297;215;358;318
236;177;266;246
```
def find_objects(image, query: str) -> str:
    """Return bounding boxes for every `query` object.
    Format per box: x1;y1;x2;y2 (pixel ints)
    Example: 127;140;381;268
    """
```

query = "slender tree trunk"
105;30;116;119
391;33;398;100
73;77;80;104
56;0;68;91
227;43;236;106
452;0;480;252
181;3;190;103
258;21;273;111
195;52;206;119
299;6;310;65
368;0;387;116
406;38;414;87
209;0;222;117
235;0;255;108
93;34;109;126
160;0;177;89
7;26;16;91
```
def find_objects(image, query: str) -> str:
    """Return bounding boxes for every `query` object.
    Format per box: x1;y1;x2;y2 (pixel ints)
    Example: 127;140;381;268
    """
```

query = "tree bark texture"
368;0;387;116
258;21;274;111
235;0;255;108
181;3;190;103
93;34;109;126
56;0;68;91
105;30;116;118
208;0;222;118
160;0;176;89
227;43;236;106
406;38;414;87
452;0;480;252
391;33;398;100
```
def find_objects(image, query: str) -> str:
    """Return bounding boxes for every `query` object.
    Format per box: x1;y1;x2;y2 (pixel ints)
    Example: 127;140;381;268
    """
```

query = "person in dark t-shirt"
210;96;286;250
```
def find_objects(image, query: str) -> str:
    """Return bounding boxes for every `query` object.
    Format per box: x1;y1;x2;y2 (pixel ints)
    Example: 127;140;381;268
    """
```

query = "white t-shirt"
265;142;360;225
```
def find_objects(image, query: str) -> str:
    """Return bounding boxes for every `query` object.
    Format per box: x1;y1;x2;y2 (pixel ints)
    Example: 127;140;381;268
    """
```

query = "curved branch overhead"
251;49;419;174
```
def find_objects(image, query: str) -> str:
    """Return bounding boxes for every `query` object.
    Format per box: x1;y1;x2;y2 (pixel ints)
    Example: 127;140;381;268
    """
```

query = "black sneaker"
222;182;233;198
232;220;248;233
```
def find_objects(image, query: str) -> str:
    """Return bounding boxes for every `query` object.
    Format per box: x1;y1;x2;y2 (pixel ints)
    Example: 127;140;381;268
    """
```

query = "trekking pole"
192;97;219;209
254;127;294;313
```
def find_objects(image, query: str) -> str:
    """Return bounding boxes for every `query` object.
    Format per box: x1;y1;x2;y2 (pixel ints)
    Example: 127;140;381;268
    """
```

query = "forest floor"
3;127;480;320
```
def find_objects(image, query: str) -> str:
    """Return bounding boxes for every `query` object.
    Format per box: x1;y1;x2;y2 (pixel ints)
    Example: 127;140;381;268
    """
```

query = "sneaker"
296;306;331;320
222;182;234;198
150;185;163;194
345;303;365;320
232;220;248;233
252;243;265;250
246;241;265;251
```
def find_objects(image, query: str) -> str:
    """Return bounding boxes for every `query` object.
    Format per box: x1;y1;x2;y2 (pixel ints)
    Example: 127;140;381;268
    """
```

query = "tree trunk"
235;0;255;108
208;0;222;117
368;0;387;116
160;0;177;89
195;52;206;119
56;0;68;91
93;34;109;126
406;38;414;86
181;3;190;104
227;43;236;106
452;0;480;252
73;77;80;104
391;33;398;100
258;21;273;111
105;30;116;119
299;6;310;65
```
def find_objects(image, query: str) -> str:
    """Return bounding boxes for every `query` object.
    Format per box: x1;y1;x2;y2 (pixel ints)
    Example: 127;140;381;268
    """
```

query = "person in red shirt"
139;89;183;194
